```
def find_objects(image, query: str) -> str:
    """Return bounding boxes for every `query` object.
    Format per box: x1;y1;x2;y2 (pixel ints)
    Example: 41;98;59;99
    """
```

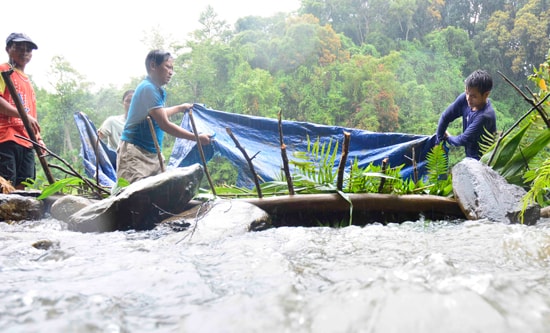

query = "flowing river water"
1;215;550;333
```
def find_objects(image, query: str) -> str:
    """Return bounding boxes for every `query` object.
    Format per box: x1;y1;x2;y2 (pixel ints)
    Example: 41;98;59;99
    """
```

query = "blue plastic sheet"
76;105;437;188
168;104;437;188
74;112;117;187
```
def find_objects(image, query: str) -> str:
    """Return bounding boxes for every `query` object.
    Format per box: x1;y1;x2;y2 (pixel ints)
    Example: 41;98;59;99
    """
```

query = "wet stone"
451;158;540;225
0;194;44;221
164;198;272;244
50;195;99;223
32;239;60;250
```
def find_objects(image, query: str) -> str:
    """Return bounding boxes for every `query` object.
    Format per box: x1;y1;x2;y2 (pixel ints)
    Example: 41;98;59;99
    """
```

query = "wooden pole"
226;127;262;198
146;116;165;172
278;111;294;195
336;131;351;191
378;157;389;193
95;136;101;184
412;147;418;184
188;109;216;196
1;69;55;185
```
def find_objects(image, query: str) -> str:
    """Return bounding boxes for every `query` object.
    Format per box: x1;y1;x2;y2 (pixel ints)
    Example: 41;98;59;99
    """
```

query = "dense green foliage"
26;0;550;201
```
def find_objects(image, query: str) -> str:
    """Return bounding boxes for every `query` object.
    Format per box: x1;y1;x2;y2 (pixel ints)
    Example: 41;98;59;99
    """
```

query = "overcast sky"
1;0;299;91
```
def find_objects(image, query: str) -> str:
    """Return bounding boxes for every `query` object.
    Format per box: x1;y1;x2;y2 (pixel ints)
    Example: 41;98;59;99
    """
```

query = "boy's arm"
435;93;466;143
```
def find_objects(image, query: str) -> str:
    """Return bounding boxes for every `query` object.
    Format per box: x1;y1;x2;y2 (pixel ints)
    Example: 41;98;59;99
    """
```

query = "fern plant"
290;135;339;188
346;158;402;193
424;143;453;196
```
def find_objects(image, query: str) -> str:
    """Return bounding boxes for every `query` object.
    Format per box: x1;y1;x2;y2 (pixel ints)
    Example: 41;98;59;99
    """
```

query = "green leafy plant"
290;136;338;188
23;175;112;200
200;155;239;188
346;158;402;193
522;158;550;214
36;177;86;199
424;143;453;196
481;59;550;187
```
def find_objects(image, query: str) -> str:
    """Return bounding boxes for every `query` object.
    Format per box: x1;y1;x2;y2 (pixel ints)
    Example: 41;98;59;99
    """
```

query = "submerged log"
240;193;464;226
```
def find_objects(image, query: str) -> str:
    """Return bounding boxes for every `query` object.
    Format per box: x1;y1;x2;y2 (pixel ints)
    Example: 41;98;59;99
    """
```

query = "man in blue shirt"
436;70;497;160
117;50;211;184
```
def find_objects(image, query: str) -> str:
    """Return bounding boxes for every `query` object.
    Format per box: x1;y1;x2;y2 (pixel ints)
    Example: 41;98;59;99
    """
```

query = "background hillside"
28;0;549;176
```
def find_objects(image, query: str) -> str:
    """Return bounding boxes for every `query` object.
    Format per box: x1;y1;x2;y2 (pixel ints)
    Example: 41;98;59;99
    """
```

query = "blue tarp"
169;104;437;188
76;104;437;188
74;112;117;187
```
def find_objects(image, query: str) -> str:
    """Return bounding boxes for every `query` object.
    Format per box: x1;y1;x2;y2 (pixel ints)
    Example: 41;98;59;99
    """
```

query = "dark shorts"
0;141;36;186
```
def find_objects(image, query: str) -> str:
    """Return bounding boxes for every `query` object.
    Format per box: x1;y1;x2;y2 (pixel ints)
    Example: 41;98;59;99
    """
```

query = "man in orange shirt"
0;32;44;189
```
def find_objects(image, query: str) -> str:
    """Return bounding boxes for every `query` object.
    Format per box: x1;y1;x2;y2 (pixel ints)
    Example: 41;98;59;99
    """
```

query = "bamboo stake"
146;116;165;172
188;109;216;196
404;148;418;183
412;148;418;183
95;135;101;185
336;131;351;191
226;127;262;198
378;157;389;193
1;69;55;185
278;111;294;195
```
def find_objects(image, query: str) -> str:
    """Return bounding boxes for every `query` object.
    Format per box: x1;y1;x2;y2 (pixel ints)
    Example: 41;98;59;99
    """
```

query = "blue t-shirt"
120;76;166;153
436;92;497;159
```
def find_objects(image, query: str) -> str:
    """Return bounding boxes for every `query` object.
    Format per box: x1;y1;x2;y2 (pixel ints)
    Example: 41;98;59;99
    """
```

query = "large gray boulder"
68;164;204;232
0;193;44;221
451;158;540;225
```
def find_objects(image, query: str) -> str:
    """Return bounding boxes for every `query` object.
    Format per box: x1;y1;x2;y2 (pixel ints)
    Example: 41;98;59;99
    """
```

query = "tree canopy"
27;0;550;180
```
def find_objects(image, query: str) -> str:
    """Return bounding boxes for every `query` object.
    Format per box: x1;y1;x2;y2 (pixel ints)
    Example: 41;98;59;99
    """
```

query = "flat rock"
50;195;98;223
451;158;539;225
0;193;44;221
68;164;204;232
164;199;272;244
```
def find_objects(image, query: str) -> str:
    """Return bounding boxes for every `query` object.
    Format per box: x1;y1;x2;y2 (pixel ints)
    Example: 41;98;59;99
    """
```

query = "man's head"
465;70;492;95
122;89;134;113
465;70;492;111
5;33;37;70
145;50;173;86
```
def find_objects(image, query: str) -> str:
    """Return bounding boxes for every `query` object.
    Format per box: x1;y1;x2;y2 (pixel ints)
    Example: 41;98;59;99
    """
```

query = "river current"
1;216;549;333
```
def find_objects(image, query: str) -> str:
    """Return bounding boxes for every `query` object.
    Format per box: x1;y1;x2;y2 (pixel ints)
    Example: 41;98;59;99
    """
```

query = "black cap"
6;33;38;50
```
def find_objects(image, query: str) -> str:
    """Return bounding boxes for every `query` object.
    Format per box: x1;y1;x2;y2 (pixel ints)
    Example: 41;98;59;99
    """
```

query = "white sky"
1;0;300;91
